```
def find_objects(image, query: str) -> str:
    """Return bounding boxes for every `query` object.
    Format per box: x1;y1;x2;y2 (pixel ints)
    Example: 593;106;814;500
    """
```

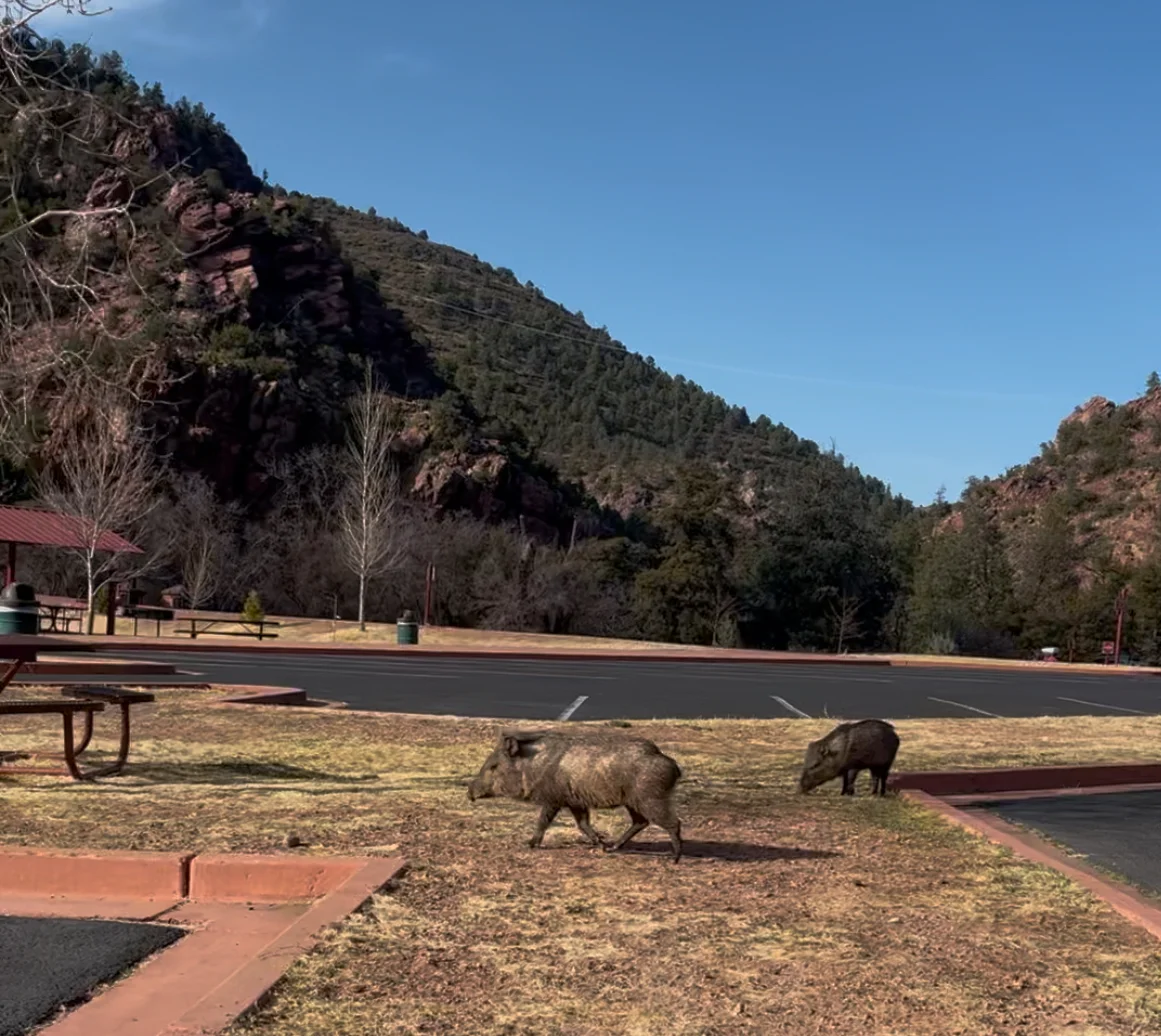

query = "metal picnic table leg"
0;659;23;694
60;710;86;781
76;703;133;779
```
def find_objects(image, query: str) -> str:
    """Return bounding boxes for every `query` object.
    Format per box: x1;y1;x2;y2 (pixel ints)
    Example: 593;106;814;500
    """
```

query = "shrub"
242;590;265;622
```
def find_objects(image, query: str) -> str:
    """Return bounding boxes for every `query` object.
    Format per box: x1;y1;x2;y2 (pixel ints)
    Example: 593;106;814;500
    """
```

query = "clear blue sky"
39;0;1161;502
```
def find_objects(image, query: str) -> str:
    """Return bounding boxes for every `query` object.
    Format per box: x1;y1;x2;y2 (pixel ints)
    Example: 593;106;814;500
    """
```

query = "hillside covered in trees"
10;20;1161;663
1;24;914;651
898;376;1161;663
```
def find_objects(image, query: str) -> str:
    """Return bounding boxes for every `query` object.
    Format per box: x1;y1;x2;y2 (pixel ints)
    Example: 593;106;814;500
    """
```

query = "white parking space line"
932;677;998;685
1057;696;1149;715
928;696;1001;718
771;695;810;718
557;696;589;720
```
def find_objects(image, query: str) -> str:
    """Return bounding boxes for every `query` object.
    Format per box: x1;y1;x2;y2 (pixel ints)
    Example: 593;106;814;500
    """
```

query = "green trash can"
396;610;419;646
0;583;39;635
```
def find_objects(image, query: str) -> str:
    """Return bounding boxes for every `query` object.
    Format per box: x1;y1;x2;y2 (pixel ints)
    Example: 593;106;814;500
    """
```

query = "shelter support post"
105;580;118;636
4;541;14;587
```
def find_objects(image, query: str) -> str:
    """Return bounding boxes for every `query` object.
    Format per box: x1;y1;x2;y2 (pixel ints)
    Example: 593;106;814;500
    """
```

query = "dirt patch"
1;693;1160;1034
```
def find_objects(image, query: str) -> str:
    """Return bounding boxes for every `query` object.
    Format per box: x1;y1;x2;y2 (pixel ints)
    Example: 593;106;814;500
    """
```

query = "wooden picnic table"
38;601;86;634
0;634;97;692
0;638;153;780
174;616;281;640
122;604;174;637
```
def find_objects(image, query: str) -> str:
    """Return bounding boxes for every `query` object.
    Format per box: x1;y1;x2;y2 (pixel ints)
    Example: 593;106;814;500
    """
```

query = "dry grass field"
1;689;1159;1034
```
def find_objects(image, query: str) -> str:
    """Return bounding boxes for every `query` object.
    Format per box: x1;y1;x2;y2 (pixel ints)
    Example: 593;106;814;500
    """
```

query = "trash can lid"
0;582;36;604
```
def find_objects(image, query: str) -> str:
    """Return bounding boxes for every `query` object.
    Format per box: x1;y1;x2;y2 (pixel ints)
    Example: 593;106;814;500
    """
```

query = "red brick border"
0;847;406;1036
893;764;1161;947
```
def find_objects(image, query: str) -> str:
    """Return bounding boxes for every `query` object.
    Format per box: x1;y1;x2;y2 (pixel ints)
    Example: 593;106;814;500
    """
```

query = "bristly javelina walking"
799;719;900;796
467;730;684;862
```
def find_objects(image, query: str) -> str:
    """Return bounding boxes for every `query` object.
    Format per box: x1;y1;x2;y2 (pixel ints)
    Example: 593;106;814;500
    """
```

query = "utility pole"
1114;586;1130;665
423;562;435;627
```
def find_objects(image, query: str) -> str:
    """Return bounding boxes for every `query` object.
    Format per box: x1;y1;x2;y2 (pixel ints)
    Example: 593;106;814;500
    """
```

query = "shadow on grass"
117;760;379;785
615;840;841;862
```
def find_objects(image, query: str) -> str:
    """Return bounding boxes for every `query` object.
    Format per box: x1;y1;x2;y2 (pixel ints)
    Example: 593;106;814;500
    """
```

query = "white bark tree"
163;471;239;613
35;388;164;632
337;364;407;631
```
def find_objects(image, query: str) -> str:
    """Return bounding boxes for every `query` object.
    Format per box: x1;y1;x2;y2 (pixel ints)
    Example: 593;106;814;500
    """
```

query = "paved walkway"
0;916;182;1036
984;790;1161;898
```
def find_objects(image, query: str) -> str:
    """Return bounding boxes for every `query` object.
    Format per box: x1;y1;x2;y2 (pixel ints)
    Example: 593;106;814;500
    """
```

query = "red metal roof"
0;505;142;553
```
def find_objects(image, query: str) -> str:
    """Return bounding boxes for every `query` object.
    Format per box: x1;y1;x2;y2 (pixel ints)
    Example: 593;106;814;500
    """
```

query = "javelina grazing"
799;719;900;796
467;730;684;862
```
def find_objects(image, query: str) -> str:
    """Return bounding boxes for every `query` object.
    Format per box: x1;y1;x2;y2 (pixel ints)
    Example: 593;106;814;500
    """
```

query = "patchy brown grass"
2;691;1161;1035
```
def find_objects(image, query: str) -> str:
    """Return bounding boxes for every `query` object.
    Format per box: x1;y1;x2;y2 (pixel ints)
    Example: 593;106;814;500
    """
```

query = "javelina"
799;719;899;796
467;729;684;862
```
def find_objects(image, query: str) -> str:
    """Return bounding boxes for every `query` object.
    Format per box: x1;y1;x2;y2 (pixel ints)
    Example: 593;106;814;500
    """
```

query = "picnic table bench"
174;617;281;640
37;600;87;634
0;639;153;780
0;687;155;781
122;604;175;637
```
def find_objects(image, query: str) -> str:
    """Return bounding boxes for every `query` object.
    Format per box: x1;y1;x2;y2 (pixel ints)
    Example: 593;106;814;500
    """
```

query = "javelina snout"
467;730;684;861
799;719;900;797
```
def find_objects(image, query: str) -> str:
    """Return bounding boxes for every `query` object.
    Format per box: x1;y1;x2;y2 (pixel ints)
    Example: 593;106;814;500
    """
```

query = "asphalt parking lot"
109;651;1161;720
982;789;1161;899
0;915;182;1036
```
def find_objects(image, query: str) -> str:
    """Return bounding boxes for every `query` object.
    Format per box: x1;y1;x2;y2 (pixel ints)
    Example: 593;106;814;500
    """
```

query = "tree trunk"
85;559;96;636
358;569;367;632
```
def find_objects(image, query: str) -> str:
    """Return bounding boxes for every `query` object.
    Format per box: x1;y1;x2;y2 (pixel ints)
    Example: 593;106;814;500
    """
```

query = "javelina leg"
569;806;607;847
871;766;890;796
605;807;650;853
528;805;560;848
647;800;683;863
841;769;857;795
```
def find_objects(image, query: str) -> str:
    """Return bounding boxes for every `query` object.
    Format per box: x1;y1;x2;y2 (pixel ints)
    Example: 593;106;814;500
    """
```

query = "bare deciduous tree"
35;387;165;631
0;1;175;466
338;364;407;630
828;589;863;654
161;471;239;612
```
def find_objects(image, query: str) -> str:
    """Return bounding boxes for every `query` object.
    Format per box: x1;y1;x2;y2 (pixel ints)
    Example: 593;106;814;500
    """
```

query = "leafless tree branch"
34;381;165;631
337;362;408;630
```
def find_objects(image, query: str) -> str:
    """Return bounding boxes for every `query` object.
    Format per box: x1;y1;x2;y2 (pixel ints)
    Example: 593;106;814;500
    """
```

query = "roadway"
98;650;1161;721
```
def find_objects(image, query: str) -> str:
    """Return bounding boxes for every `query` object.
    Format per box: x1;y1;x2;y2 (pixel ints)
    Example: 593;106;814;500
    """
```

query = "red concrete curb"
891;762;1161;797
169;857;404;1034
189;853;369;902
77;638;893;666
216;685;310;706
0;847;191;899
903;789;1161;943
60;636;1161;674
3;848;407;1036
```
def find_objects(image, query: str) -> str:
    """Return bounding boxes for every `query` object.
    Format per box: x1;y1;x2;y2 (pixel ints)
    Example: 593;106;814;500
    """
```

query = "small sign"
1102;641;1115;655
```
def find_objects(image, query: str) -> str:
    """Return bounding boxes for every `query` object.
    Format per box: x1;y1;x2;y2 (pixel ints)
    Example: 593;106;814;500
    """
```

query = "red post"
4;541;14;586
423;563;435;627
1113;587;1129;665
105;581;118;636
